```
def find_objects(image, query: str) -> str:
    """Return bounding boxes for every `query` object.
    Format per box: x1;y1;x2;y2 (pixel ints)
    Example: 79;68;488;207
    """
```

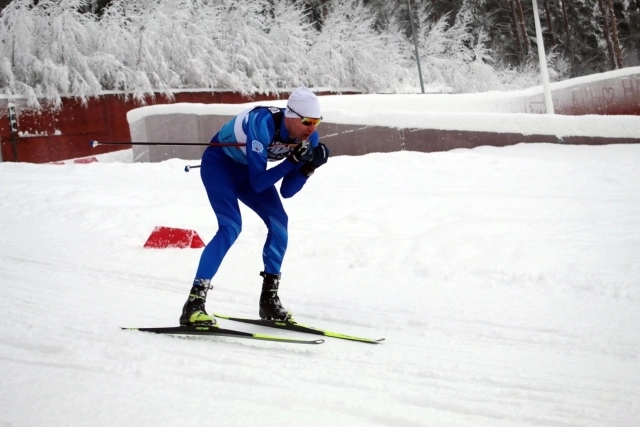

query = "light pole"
531;0;555;114
407;0;425;94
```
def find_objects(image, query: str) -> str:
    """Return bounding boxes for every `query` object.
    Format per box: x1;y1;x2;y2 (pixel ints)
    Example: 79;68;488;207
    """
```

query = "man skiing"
180;87;330;327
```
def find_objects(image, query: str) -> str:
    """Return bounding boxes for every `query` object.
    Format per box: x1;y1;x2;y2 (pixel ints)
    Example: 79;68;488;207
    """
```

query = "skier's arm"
245;113;297;193
280;166;309;198
280;134;320;198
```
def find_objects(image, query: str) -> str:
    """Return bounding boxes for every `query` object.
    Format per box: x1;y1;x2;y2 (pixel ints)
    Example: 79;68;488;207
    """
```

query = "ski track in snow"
1;143;639;426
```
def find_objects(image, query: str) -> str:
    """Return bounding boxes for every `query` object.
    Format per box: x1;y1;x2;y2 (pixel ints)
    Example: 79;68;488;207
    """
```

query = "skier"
180;87;330;327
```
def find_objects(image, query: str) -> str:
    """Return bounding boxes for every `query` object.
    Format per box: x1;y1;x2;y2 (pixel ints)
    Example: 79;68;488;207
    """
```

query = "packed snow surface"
1;142;639;426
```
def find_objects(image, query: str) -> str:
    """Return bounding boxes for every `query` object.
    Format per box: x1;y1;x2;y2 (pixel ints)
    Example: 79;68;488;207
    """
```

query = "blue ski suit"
194;106;319;281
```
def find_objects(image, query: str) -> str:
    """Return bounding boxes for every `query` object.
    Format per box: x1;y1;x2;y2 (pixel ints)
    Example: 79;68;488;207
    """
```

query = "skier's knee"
218;219;241;244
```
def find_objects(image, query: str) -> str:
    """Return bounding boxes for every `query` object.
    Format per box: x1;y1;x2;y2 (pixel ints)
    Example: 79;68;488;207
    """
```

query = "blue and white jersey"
207;106;320;198
215;106;319;164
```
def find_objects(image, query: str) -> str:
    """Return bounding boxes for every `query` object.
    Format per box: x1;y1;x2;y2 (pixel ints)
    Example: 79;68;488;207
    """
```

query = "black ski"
121;325;324;344
213;313;385;344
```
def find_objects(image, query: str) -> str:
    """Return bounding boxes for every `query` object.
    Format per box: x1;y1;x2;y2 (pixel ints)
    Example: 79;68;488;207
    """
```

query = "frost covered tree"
0;0;42;106
412;3;478;92
264;0;315;89
376;13;415;92
309;0;409;92
211;0;282;94
97;0;180;99
43;0;102;102
0;0;101;108
2;0;637;107
91;0;150;102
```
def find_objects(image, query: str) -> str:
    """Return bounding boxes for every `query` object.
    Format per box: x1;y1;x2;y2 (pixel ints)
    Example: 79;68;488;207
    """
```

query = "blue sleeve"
280;132;319;198
244;110;297;193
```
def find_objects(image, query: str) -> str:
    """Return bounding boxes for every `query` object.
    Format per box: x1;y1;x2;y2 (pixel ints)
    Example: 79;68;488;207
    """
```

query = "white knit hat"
285;87;322;119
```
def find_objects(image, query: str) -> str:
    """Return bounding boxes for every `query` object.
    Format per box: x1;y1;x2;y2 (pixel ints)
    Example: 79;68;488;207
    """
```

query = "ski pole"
183;140;300;172
184;165;201;172
90;140;247;148
91;140;302;173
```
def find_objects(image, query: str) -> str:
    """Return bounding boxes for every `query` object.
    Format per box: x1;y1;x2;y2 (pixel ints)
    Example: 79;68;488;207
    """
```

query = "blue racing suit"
194;106;319;281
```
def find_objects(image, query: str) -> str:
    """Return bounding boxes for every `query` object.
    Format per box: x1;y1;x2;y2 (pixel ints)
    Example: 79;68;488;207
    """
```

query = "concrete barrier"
125;68;640;161
128;110;640;162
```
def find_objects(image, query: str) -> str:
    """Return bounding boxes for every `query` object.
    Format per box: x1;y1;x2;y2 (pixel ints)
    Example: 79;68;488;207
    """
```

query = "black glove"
300;143;330;177
287;140;313;164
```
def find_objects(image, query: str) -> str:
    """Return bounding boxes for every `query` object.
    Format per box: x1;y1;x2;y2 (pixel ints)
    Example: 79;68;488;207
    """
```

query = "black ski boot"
258;271;292;321
180;278;216;326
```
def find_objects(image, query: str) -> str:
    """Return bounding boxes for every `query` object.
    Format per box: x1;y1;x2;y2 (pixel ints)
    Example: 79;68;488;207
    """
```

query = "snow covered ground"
1;139;639;425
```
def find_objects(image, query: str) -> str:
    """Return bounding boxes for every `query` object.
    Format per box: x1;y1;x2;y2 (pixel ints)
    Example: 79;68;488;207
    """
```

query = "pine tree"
515;0;531;58
597;0;617;69
543;0;556;48
509;0;525;67
606;0;624;68
626;0;640;64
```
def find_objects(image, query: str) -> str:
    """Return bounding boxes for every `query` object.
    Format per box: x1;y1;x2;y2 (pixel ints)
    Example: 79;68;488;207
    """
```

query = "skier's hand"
300;143;330;177
287;140;313;164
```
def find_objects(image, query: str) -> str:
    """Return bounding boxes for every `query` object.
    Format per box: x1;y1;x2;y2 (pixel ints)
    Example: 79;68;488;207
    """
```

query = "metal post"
532;0;555;114
407;0;425;94
8;103;19;161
